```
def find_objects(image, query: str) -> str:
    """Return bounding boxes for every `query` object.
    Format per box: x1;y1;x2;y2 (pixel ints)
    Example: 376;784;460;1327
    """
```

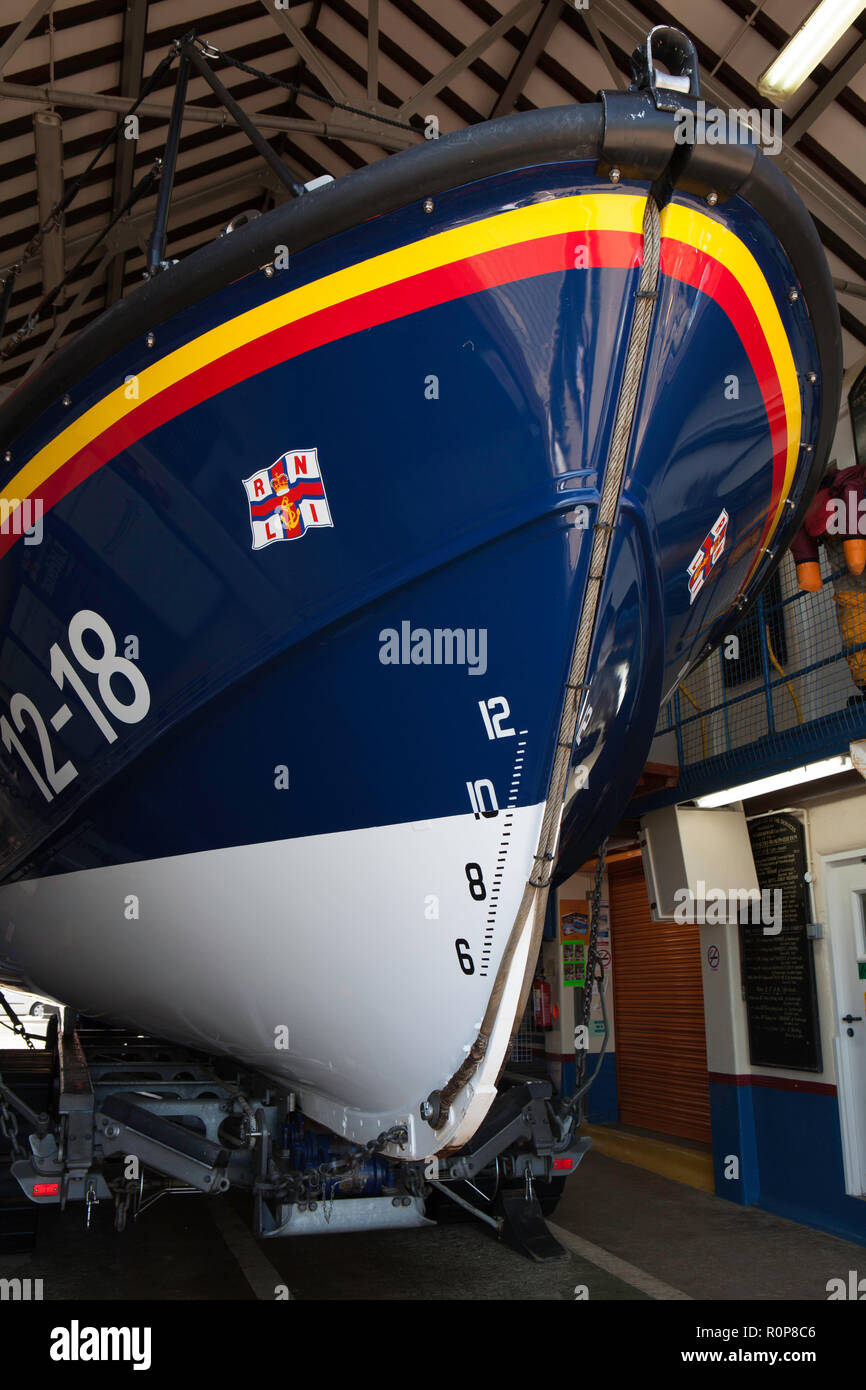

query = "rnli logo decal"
242;449;333;550
687;508;728;604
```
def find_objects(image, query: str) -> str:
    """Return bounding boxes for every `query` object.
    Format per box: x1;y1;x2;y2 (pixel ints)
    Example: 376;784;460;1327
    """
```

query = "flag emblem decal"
687;508;729;604
242;449;333;550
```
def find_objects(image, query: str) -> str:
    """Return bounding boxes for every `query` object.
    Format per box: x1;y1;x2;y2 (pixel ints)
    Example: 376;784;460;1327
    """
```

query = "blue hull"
0;102;840;1153
0;167;833;876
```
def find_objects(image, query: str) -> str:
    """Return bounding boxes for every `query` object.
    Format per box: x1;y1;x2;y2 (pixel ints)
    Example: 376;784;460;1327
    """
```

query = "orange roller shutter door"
608;858;712;1144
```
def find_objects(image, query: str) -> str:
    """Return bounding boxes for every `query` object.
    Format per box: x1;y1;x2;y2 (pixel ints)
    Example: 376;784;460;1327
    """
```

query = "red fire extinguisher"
533;974;553;1031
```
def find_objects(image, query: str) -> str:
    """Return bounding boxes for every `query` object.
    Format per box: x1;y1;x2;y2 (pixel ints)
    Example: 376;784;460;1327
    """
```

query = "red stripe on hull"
1;227;792;572
660;237;790;565
0;229;643;557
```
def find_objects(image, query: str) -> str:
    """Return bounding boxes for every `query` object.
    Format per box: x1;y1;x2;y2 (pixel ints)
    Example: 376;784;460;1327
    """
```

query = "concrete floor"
1;1149;862;1301
555;1152;864;1301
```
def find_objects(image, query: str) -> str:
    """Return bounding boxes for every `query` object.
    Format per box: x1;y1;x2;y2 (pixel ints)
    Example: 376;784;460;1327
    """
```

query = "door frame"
821;845;866;1197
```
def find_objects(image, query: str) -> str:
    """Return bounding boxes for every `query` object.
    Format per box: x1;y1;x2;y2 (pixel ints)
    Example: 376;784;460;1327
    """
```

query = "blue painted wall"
710;1078;866;1246
586;1051;619;1123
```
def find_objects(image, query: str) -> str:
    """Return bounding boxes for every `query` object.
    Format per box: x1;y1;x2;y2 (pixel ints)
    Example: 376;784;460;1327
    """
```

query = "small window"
723;569;787;688
856;889;866;959
850;363;866;473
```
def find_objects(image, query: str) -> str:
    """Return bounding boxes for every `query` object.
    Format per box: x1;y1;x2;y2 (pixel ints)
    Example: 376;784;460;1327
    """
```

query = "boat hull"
0;105;841;1155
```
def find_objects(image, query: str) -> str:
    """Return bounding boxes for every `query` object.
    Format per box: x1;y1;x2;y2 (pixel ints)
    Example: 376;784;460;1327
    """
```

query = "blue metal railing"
633;563;866;811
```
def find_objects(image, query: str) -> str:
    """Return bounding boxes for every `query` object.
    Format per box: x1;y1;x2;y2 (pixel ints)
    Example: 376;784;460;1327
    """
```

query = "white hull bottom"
0;804;547;1157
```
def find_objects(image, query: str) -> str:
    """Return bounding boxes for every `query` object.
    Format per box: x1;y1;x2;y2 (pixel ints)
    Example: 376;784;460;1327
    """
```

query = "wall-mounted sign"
560;899;588;988
742;814;822;1072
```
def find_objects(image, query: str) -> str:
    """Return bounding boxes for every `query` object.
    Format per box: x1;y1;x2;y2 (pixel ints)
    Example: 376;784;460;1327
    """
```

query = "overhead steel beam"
259;0;347;102
784;35;866;146
184;42;303;198
105;0;149;305
834;277;866;301
710;0;771;77
582;9;626;91
839;305;866;347
491;0;563;117
368;0;379;103
262;0;398;143
25;245;115;377
0;161;287;369
0;161;284;282
399;0;539;118
591;0;866;269
0;78;419;149
0;0;56;75
33;108;64;295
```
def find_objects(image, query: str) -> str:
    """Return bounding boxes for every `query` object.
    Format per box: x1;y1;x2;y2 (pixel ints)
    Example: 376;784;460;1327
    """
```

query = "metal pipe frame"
0;0;57;76
491;0;565;117
145;51;190;275
0;161;283;285
106;0;150;305
0;78;419;150
183;41;305;199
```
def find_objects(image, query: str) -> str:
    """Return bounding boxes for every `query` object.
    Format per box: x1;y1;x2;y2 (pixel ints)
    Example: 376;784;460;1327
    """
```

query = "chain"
0;28;419;357
0;1088;24;1160
0;49;177;296
192;37;419;134
0;158;163;360
576;837;608;1092
0;1068;51;1162
365;1124;408;1154
113;1183;132;1232
0;989;35;1049
0;46;178;354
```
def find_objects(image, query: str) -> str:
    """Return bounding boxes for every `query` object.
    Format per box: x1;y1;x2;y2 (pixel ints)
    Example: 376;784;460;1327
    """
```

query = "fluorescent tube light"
695;756;851;808
757;0;866;102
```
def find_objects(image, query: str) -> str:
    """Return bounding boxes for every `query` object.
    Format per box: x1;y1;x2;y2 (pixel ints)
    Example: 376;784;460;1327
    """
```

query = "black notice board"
741;813;822;1072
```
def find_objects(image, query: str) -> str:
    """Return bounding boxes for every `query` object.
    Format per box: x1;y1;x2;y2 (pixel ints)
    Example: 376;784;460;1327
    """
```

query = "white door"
825;853;866;1195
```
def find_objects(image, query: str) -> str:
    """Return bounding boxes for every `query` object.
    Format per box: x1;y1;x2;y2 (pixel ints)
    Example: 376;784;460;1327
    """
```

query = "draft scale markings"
480;735;527;977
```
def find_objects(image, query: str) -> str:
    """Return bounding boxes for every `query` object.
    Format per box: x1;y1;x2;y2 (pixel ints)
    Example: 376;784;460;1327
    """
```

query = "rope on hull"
430;193;662;1132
